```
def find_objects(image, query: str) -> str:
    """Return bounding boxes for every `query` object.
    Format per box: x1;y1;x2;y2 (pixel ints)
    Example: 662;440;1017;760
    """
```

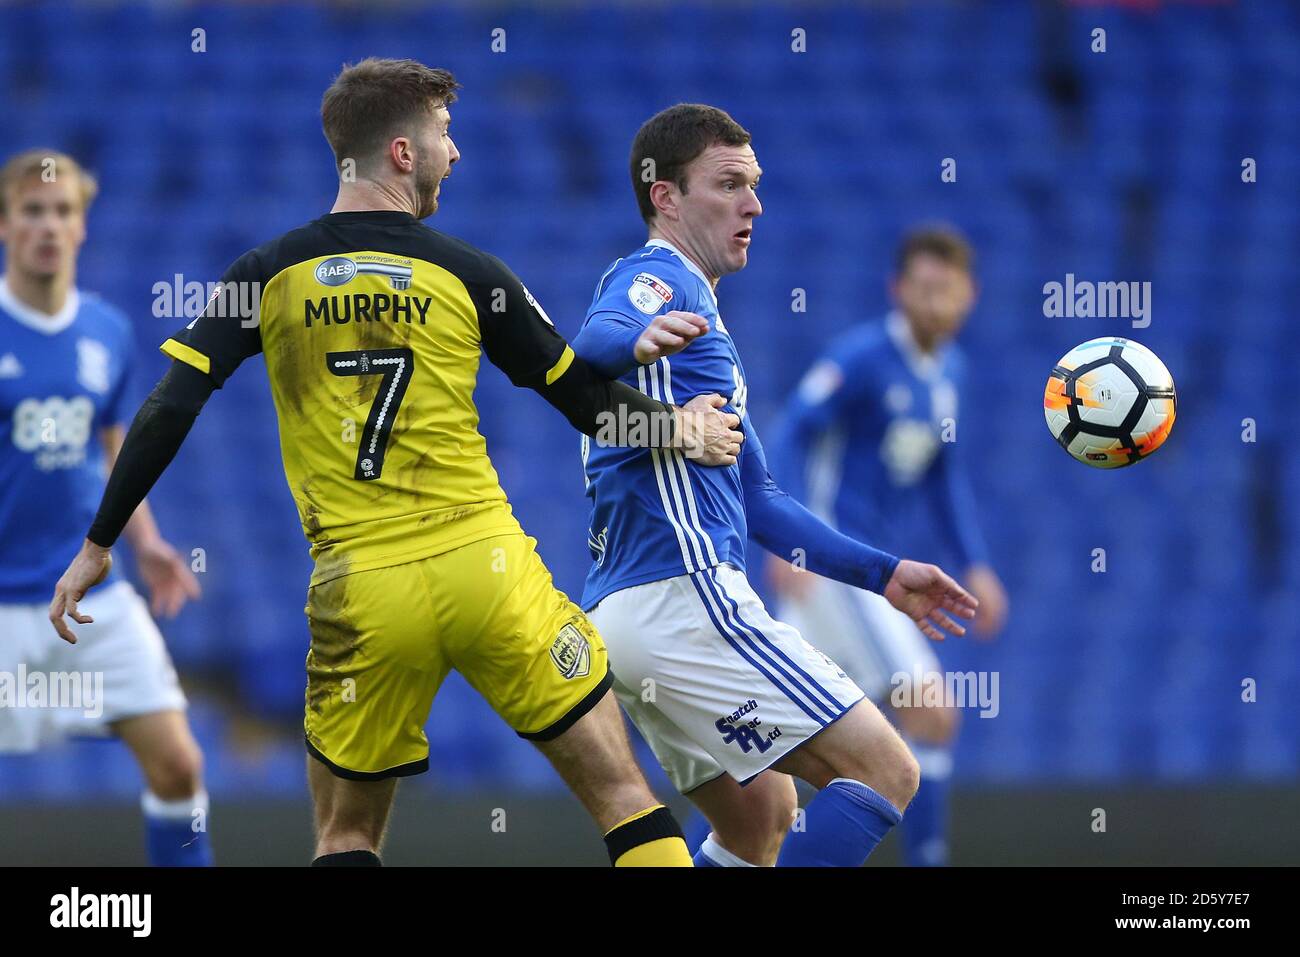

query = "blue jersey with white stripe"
0;280;133;602
574;241;752;610
769;311;988;569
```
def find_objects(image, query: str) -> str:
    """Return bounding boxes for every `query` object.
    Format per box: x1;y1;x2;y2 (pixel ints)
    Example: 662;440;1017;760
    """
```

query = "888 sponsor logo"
11;396;95;471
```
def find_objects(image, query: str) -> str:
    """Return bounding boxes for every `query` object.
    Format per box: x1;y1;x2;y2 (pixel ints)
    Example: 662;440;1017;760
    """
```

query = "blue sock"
143;791;214;867
903;746;952;867
693;846;721;867
776;778;902;867
683;810;712;856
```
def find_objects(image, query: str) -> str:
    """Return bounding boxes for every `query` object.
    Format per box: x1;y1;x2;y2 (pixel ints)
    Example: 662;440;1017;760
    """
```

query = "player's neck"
896;311;940;355
646;228;719;290
3;268;74;317
331;180;419;217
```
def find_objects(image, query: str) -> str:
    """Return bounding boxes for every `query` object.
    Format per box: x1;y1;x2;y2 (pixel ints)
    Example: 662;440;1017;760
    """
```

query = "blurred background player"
767;226;1009;866
0;149;208;866
574;105;979;867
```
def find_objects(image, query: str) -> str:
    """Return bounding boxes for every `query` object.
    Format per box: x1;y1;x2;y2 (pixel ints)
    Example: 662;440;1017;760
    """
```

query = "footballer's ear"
387;136;416;175
648;179;680;222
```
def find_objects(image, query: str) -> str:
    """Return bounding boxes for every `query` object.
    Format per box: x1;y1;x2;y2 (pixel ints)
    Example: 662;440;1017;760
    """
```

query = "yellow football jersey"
161;210;576;585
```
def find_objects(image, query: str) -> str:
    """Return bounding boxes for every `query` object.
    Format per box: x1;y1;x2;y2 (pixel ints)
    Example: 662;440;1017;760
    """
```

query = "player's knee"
864;742;919;811
892;748;922;808
766;783;799;856
144;740;204;800
745;779;798;854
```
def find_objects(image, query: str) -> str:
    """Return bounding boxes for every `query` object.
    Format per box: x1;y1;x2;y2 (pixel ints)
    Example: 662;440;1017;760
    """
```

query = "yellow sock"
604;805;693;867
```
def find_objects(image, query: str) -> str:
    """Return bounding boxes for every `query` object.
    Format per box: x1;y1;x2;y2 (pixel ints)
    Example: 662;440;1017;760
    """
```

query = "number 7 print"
326;348;414;481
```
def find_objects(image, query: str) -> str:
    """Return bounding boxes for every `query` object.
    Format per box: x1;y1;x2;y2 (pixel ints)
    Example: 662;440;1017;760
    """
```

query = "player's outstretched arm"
882;560;979;642
49;362;215;643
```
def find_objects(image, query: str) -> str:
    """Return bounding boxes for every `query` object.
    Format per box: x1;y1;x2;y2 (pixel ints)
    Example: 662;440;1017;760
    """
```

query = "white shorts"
774;574;940;704
589;564;864;794
0;581;186;752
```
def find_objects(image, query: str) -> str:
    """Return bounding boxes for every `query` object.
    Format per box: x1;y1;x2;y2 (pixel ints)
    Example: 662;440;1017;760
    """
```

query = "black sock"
312;849;382;867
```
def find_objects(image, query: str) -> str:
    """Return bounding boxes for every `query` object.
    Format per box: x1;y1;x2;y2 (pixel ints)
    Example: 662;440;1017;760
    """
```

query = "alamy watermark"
593;407;676;448
1043;273;1151;328
890;668;1000;718
0;667;103;719
151;275;261;328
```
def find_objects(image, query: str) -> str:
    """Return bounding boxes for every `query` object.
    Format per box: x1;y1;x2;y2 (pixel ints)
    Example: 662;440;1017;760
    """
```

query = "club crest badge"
550;623;592;680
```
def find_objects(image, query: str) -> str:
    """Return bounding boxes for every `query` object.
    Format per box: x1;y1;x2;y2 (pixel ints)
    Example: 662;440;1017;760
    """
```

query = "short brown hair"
0;149;98;216
896;225;974;275
630;104;751;224
321;58;460;173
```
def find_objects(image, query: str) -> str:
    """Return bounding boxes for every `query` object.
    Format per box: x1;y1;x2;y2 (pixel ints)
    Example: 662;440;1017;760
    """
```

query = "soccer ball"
1043;337;1177;469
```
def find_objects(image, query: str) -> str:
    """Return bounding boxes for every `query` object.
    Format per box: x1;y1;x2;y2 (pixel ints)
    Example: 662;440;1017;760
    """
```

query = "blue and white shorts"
0;581;186;752
589;563;863;794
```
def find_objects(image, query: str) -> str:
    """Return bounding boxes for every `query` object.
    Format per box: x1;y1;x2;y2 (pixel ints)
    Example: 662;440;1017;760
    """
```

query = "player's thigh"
304;561;448;779
444;534;612;743
529;689;658;830
65;582;187;730
773;696;917;799
593;566;863;793
0;601;56;752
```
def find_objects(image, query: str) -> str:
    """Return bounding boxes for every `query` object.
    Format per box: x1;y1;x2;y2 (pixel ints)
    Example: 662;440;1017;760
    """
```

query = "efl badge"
627;273;673;315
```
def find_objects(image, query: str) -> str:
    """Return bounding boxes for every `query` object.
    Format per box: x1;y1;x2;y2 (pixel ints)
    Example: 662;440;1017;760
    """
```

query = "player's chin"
28;255;64;277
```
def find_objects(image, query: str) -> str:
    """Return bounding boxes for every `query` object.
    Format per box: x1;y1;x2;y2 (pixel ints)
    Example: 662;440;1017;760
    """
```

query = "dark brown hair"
321;58;460;172
629;104;751;224
896;225;975;275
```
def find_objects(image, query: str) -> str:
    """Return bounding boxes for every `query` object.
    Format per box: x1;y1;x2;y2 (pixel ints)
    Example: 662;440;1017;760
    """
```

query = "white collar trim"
644;238;718;308
886;310;940;380
0;278;80;335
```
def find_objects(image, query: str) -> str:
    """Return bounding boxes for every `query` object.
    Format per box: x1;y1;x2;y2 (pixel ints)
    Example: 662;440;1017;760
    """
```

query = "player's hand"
883;559;979;642
674;393;744;466
49;539;114;645
136;536;202;619
964;563;1008;639
767;554;816;601
634;311;710;364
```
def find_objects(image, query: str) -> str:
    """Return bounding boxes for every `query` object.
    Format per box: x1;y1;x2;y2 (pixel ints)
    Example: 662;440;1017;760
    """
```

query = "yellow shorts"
303;533;611;779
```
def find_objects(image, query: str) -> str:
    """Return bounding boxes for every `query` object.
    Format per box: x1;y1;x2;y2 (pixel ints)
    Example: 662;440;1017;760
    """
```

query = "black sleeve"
159;251;265;388
86;362;216;548
469;255;677;444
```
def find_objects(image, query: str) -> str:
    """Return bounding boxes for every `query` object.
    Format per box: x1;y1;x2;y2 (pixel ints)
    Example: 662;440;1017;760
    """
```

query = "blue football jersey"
0;280;133;602
770;311;988;569
574;240;753;609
